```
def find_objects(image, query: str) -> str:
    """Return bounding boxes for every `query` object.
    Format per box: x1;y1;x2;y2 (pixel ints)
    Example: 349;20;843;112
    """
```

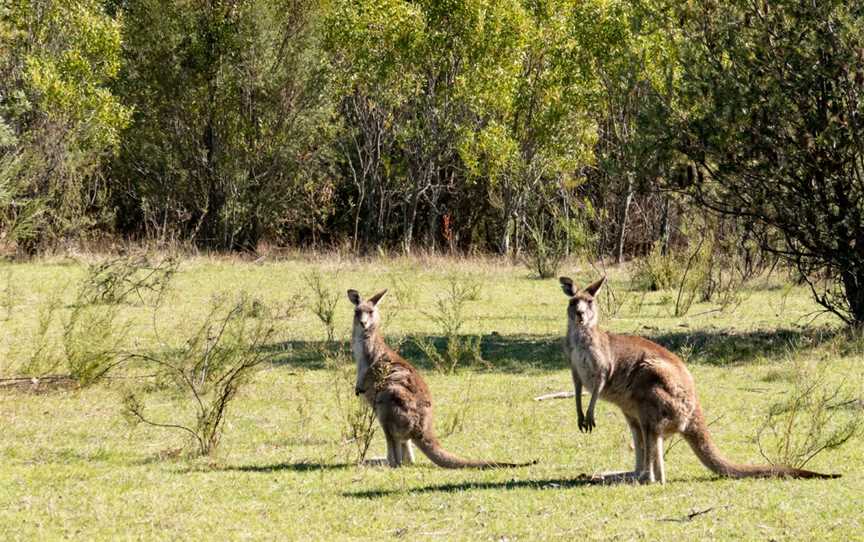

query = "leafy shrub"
19;291;64;376
15;288;127;387
322;347;377;463
63;303;130;387
524;211;594;279
632;242;686;292
302;270;340;342
123;296;276;456
415;275;487;374
78;254;178;305
757;361;862;469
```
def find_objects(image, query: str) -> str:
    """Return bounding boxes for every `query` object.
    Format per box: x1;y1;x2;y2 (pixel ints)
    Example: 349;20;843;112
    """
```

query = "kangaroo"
348;288;534;469
559;275;839;484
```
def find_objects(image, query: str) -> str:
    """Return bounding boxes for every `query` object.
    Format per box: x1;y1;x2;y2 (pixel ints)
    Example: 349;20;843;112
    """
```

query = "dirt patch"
0;376;79;394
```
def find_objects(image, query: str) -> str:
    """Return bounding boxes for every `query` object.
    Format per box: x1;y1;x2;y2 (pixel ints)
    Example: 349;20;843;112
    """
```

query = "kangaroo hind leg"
401;441;415;465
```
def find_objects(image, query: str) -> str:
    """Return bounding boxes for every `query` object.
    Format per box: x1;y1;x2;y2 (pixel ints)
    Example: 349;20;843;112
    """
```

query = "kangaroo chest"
568;332;611;392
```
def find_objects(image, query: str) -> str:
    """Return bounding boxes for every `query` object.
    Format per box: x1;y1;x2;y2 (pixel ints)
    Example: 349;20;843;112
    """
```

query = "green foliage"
0;0;130;246
13;284;127;386
19;290;64;377
322;347;378;463
114;0;334;249
62;303;129;387
632;242;682;292
524;203;595;279
651;0;864;324
757;360;862;469
77;255;178;305
416;275;486;373
124;295;276;456
302;269;339;342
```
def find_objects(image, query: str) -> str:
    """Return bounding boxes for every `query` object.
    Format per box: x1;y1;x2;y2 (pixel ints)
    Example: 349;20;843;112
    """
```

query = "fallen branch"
534;391;576;401
659;505;730;523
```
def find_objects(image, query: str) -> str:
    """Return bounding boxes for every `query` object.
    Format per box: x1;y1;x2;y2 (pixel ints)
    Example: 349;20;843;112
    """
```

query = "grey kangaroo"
348;288;534;469
560;275;839;484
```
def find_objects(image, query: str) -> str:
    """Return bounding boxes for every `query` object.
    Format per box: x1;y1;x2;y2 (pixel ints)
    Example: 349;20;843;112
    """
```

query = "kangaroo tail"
683;408;839;480
412;433;536;470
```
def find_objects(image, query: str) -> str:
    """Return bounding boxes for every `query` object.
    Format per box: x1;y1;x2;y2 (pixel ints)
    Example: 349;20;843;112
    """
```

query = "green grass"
1;255;863;540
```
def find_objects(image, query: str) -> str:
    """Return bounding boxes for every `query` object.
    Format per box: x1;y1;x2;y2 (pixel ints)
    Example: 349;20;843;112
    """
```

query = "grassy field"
1;254;863;540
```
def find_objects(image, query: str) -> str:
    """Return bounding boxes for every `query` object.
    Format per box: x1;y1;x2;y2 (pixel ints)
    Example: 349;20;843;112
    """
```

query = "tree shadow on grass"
646;326;839;367
261;326;840;372
262;334;565;372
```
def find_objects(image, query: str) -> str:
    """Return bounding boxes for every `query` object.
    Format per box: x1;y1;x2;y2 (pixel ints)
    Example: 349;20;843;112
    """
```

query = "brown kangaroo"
559;275;839;484
348;288;534;469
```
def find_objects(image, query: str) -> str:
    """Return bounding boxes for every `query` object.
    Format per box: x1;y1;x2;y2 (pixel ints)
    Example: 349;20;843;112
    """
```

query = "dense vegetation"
2;0;864;320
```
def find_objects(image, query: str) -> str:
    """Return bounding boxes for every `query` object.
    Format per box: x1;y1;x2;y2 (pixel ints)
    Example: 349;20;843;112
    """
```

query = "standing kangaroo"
559;275;839;484
348;288;533;469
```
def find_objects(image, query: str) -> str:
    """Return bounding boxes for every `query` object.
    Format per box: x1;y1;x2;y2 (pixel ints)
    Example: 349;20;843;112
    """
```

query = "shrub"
123;296;276;456
415;275;487;374
524;211;594;279
78;254;178;305
19;291;64;376
756;361;862;469
302;269;340;342
322;347;377;463
62;303;130;387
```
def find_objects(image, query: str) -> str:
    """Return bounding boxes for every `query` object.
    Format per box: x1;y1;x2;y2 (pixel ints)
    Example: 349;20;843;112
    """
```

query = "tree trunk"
659;197;671;256
841;267;864;325
617;175;634;264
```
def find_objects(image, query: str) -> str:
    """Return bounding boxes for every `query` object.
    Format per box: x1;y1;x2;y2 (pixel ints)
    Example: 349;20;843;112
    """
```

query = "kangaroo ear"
559;277;576;297
347;289;362;306
368;289;388;306
584;276;607;297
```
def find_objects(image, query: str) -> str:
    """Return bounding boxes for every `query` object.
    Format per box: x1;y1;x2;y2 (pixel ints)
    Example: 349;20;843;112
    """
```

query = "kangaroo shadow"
344;476;603;499
217;461;354;473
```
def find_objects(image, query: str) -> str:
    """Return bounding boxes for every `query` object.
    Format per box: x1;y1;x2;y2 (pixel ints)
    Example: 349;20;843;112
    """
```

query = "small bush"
63;303;130;387
632;242;687;292
756;361;862;469
414;335;484;375
524;211;594;279
78;254;178;305
416;276;487;373
302;270;340;342
19;291;64;376
123;296;276;456
14;288;127;387
322;347;377;463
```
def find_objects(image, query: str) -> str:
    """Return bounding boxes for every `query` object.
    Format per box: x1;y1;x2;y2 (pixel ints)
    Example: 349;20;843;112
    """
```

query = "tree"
326;0;530;252
0;0;131;249
648;0;864;324
114;0;334;250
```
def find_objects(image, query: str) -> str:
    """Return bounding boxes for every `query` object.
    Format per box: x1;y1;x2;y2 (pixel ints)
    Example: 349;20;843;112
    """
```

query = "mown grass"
1;255;863;540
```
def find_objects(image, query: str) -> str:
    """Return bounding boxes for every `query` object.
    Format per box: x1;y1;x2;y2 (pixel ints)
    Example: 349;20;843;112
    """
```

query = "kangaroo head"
559;276;606;328
347;288;387;334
